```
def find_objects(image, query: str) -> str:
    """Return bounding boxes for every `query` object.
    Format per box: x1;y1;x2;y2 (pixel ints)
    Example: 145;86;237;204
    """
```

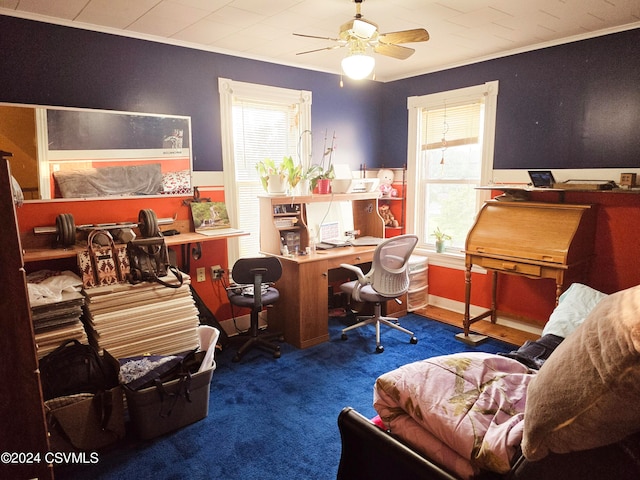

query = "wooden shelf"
23;230;248;263
260;192;381;203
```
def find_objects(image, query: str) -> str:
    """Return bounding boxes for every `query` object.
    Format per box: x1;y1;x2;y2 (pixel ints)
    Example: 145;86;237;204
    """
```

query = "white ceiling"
2;0;639;82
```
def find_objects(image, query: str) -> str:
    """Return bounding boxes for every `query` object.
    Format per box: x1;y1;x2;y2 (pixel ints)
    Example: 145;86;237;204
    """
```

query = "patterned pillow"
162;170;192;195
522;284;640;460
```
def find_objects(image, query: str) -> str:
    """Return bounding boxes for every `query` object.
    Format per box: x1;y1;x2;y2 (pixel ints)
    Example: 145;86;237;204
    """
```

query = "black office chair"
227;256;283;362
340;234;419;353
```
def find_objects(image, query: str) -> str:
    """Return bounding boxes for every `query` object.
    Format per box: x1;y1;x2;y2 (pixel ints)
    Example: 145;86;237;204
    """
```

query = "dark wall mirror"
0;103;193;201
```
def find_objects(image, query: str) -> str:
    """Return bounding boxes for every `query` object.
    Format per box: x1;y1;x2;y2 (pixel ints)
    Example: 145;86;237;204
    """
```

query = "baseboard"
427;294;543;336
220;297;544;339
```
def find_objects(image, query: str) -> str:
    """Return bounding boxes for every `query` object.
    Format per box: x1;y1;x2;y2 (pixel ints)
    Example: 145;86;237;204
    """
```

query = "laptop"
316;221;350;249
528;170;556;188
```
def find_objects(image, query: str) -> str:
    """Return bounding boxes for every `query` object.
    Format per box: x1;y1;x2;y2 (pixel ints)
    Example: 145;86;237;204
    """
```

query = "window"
218;78;311;264
406;81;498;255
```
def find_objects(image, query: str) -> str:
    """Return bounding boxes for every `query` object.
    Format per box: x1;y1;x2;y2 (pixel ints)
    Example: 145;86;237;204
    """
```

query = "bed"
337;283;640;480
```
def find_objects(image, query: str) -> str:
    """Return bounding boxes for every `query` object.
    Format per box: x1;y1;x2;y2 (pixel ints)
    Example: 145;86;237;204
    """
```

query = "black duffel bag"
39;339;119;401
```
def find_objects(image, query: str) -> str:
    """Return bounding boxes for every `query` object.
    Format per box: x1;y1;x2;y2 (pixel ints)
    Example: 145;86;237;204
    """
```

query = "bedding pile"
372;282;612;479
374;352;535;479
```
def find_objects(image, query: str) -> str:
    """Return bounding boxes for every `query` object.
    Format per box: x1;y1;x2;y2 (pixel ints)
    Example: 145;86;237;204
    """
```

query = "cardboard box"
124;366;214;440
46;386;126;451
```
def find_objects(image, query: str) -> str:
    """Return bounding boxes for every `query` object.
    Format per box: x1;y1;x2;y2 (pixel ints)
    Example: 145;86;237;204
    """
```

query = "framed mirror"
0;103;192;201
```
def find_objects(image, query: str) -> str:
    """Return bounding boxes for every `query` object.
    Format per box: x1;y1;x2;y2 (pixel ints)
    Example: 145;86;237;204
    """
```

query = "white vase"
267;174;286;194
295;179;310;196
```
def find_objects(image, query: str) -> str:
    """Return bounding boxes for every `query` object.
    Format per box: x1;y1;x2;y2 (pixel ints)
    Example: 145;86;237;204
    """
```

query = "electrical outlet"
210;265;223;280
196;267;206;282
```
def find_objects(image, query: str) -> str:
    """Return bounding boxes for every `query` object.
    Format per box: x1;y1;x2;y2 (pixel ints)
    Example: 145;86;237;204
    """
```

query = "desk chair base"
233;329;283;362
341;303;418;354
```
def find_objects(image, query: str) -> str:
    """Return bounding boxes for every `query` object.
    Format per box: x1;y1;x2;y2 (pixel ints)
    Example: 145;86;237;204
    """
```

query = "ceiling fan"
294;0;430;79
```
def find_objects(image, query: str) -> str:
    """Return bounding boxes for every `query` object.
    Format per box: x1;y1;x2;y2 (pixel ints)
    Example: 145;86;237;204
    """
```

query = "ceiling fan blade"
373;43;415;60
293;33;341;42
296;45;344;56
378;28;430;44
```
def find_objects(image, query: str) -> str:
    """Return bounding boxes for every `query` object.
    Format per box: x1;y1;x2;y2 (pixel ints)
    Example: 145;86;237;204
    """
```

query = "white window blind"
232;100;301;258
422;103;482;150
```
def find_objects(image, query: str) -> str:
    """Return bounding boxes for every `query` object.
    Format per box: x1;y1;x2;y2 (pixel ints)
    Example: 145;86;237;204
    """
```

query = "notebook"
191;201;242;236
349;236;385;246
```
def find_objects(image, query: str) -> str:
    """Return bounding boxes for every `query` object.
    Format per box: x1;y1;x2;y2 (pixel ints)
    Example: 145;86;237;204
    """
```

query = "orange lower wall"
17;189;234;324
17;189;640;330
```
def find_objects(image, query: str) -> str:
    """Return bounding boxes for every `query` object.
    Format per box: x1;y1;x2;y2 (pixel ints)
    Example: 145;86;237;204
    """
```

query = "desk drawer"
478;257;542;277
327;252;373;270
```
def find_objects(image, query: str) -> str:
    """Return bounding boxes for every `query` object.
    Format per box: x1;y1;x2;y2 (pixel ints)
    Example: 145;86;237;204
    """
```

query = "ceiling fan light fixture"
341;53;375;80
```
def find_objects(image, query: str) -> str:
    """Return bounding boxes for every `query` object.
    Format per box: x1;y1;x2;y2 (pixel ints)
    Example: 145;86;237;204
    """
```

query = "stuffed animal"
378;204;399;228
377;169;397;197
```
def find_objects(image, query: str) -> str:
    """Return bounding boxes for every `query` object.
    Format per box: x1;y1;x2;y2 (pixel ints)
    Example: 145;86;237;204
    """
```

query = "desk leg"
463;265;472;336
456;263;489;346
490;270;498;323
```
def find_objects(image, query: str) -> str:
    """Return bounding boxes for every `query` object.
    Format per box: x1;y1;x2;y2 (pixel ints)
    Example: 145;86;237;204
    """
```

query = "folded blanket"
374;352;535;477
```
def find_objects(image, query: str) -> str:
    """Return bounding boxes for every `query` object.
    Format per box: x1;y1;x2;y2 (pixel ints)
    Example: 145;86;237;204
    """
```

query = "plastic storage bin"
124;366;214;440
407;255;428;312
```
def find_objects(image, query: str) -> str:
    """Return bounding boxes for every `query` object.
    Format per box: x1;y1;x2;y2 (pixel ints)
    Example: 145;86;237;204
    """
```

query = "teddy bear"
377;168;397;197
378;204;399;228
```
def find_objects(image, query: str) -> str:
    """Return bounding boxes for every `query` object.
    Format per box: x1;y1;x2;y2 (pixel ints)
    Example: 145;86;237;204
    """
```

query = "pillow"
162;170;192;194
522;284;640;461
542;283;608;338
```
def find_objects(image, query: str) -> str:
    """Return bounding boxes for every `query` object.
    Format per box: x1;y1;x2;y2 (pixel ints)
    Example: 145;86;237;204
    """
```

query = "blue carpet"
56;314;514;480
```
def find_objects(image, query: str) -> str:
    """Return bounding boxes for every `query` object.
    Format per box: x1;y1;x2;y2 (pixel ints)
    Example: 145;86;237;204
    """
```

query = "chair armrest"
339;263;367;284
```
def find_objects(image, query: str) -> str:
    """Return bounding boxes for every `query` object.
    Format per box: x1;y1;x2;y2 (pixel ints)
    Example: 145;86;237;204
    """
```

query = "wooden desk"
462;201;596;341
267;246;378;349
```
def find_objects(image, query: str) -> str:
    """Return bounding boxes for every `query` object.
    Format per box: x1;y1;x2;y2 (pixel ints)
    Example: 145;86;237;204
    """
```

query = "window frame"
218;78;311;265
406;81;499;266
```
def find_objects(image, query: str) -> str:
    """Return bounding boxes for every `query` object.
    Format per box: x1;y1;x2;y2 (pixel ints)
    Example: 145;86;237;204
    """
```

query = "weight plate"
56;213;75;246
138;209;159;237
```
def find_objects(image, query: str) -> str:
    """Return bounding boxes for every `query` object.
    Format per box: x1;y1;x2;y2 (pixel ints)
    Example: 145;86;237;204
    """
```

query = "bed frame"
337;407;640;480
337;407;463;480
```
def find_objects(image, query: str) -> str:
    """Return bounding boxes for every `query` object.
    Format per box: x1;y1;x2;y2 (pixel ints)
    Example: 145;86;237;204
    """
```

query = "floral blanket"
374;352;536;479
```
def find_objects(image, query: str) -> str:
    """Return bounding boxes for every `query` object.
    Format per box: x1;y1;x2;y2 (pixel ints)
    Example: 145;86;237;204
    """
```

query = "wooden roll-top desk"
462;200;596;342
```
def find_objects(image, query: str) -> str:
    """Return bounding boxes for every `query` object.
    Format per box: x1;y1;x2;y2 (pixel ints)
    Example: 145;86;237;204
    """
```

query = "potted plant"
256;157;287;194
431;227;452;253
308;164;335;194
282;156;303;194
309;131;337;194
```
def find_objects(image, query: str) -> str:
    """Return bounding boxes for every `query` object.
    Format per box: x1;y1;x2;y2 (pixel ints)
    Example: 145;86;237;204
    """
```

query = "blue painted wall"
1;15;638;172
382;28;640;170
0;15;382;173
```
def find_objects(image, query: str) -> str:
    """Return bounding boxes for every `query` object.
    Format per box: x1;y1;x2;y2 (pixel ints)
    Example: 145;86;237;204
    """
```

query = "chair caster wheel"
375;345;384;353
410;336;418;344
341;333;348;341
273;350;281;359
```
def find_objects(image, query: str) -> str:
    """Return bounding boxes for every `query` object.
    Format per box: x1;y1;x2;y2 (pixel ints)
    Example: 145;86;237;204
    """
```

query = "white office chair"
339;234;419;353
